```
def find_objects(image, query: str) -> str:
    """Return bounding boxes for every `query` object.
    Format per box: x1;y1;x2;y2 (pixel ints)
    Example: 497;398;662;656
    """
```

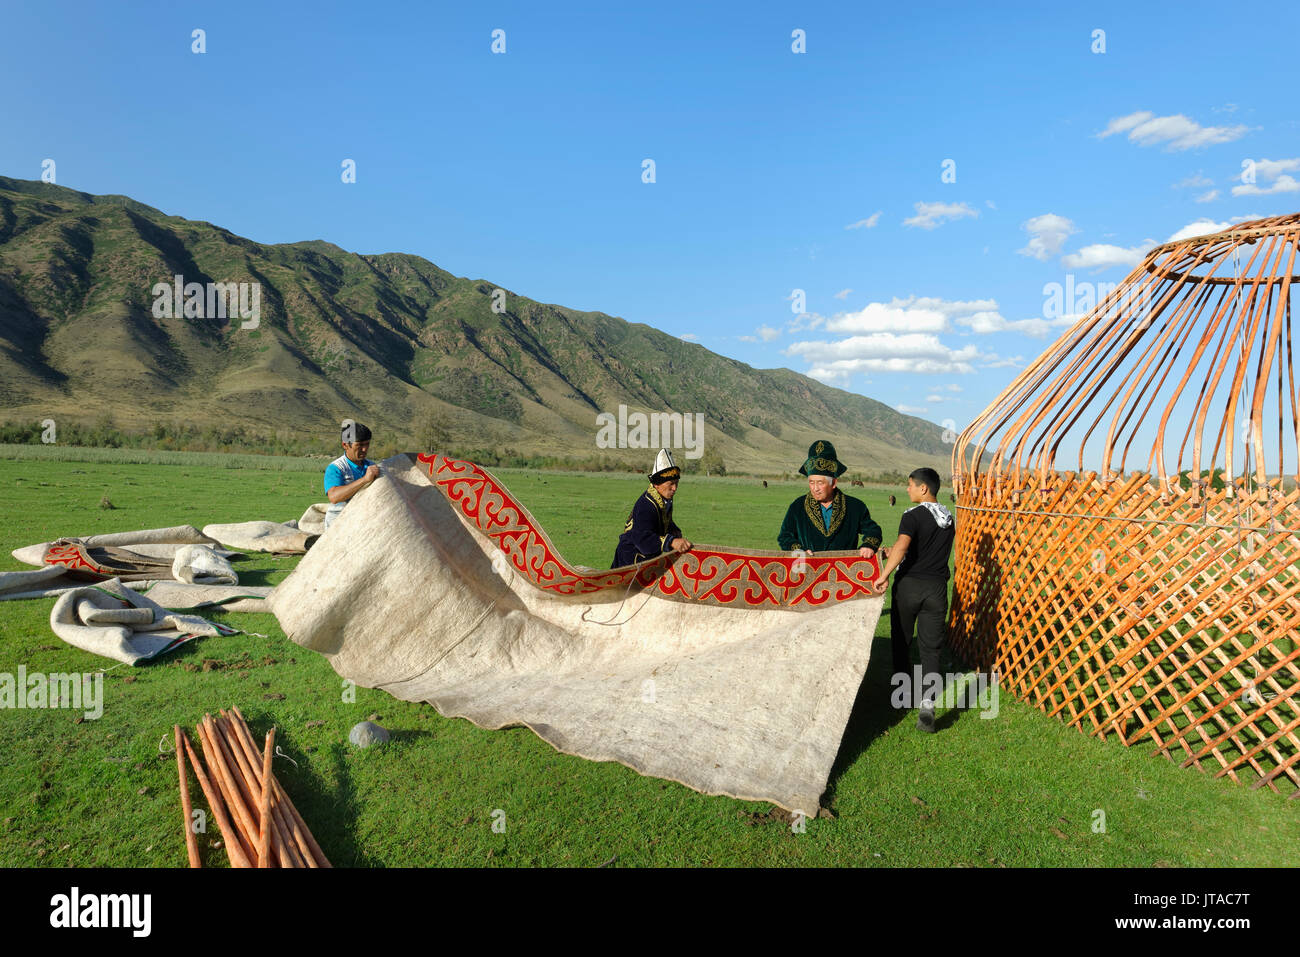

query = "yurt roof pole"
1169;283;1234;480
1009;259;1179;483
1079;266;1210;475
1026;273;1154;476
970;267;1160;484
1108;280;1217;476
1249;231;1297;487
1213;236;1285;490
1163;235;1272;485
1285;292;1298;481
955;215;1300;492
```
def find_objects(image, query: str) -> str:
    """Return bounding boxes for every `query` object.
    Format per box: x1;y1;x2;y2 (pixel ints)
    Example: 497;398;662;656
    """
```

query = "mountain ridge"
0;175;951;475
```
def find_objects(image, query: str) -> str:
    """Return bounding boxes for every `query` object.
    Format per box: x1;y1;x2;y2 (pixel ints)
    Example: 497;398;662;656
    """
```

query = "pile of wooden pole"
173;706;331;868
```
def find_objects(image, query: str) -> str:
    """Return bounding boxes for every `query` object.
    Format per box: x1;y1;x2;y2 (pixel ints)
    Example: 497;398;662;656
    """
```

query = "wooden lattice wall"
951;215;1300;798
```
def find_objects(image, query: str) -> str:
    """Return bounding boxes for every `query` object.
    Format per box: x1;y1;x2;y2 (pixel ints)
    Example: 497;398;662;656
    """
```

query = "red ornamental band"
42;541;110;575
418;453;881;609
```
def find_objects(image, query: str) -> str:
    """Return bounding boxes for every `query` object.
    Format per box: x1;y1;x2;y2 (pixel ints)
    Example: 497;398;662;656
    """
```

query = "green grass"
0;454;1295;867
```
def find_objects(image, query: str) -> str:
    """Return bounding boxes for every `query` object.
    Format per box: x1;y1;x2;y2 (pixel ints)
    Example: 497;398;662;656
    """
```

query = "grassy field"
0;449;1295;867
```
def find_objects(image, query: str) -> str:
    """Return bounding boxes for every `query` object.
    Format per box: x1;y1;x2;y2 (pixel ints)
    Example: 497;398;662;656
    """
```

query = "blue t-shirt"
324;454;375;493
820;502;833;532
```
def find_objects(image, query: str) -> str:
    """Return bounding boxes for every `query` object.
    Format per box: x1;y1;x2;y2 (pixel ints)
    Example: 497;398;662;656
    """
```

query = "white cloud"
756;324;779;341
903;201;978;230
1098;111;1249;151
985;199;997;209
1018;213;1078;261
833;288;852;300
1060;242;1155;271
1232;174;1300;197
679;333;699;341
925;394;943;403
1253;158;1300;180
812;296;1000;336
819;295;1069;339
784;293;1056;385
824;301;948;334
960;311;1073;338
1167;219;1230;242
846;212;881;230
896;404;929;415
1174;174;1213;189
895;296;999;318
1165;215;1261;240
788;333;987;377
1195;189;1220;203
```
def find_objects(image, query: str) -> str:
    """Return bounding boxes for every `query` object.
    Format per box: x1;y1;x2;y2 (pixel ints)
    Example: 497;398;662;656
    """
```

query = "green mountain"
0;176;951;475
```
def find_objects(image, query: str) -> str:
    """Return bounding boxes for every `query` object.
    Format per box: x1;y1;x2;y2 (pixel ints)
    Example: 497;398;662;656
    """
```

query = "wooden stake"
198;716;260;859
258;726;276;868
217;712;302;868
182;730;253;868
224;710;316;867
175;725;202;868
231;705;331;867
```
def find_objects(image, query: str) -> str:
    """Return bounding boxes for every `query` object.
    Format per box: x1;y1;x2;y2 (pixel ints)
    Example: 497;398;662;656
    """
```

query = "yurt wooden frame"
950;213;1299;799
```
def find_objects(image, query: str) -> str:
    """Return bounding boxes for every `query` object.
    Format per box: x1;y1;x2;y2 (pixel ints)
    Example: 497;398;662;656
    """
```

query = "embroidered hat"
648;448;681;484
798;439;847;478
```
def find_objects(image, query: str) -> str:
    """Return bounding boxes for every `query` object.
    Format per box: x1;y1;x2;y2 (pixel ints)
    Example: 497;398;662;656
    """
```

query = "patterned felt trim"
417;453;880;609
43;542;105;574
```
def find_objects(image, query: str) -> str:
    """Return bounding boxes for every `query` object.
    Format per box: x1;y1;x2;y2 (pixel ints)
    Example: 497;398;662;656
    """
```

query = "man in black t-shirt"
871;467;955;733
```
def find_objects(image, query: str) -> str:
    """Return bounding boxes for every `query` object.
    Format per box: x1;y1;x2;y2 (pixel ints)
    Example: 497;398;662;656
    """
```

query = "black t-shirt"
895;503;955;582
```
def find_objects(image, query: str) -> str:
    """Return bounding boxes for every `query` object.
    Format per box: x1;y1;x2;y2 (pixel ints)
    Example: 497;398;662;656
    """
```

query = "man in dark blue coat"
612;449;694;567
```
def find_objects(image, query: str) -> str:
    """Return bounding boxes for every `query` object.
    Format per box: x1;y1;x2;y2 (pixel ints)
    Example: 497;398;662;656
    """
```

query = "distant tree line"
0;417;317;456
0;416;947;481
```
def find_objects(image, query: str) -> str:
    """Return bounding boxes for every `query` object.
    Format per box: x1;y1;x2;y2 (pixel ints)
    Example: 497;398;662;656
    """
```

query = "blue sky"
4;0;1299;435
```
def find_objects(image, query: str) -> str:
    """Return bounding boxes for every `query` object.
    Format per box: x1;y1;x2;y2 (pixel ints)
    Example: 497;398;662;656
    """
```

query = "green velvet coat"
777;490;882;552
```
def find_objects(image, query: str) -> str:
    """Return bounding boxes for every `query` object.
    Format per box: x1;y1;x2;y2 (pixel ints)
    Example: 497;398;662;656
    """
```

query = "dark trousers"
890;576;949;705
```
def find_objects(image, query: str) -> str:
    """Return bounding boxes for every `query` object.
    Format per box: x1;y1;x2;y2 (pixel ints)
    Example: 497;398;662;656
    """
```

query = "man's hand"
868;576;888;596
858;546;876;559
364;465;380;483
670;538;693;554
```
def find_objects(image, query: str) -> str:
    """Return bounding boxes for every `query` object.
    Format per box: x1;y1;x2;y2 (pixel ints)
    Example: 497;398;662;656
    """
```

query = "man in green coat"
777;440;883;558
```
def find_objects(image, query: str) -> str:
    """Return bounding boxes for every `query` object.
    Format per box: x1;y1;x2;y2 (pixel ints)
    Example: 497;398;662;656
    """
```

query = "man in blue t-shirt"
871;467;955;733
324;420;379;528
